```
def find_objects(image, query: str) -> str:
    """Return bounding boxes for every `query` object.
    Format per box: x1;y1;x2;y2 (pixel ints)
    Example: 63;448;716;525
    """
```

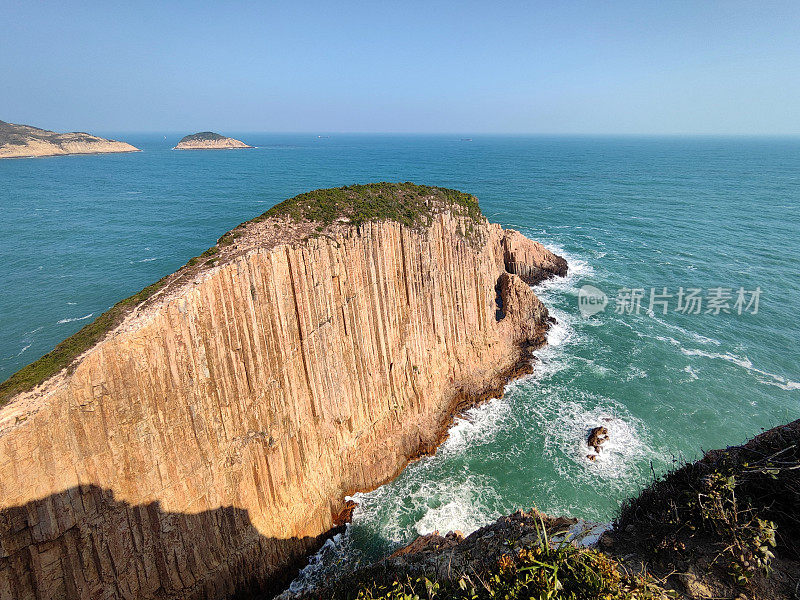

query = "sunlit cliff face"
0;189;565;599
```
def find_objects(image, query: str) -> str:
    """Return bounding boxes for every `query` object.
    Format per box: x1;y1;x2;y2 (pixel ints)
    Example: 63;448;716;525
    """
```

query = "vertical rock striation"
0;185;566;600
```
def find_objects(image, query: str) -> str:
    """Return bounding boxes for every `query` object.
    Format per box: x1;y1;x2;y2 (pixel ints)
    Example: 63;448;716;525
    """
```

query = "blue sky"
2;1;799;134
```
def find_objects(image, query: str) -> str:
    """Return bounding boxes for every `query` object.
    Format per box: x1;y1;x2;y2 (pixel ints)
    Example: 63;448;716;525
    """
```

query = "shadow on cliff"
0;485;326;600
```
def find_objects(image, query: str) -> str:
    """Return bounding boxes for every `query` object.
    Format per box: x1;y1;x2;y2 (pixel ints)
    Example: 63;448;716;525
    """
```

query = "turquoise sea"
1;135;798;582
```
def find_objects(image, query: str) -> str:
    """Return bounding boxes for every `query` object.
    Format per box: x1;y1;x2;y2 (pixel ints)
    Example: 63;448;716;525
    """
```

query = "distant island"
0;120;140;159
173;131;253;150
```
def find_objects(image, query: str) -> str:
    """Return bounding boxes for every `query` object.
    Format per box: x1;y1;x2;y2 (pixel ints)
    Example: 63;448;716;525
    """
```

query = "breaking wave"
57;313;93;324
681;348;800;391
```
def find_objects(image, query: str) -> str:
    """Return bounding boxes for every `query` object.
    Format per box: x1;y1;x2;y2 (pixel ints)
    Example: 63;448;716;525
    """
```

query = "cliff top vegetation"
178;131;227;142
0;120;101;146
0;183;483;406
302;511;666;600
224;182;482;237
609;418;799;598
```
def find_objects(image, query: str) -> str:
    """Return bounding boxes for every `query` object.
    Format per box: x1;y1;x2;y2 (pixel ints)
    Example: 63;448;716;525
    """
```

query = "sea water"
1;134;798;581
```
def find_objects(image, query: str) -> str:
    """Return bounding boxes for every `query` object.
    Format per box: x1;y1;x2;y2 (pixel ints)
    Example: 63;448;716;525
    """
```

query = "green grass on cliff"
343;534;665;600
179;131;226;142
0;275;173;406
0;182;482;407
614;420;800;589
256;182;481;228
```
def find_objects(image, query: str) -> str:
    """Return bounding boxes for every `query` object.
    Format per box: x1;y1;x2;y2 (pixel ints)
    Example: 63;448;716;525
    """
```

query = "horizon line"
93;130;800;138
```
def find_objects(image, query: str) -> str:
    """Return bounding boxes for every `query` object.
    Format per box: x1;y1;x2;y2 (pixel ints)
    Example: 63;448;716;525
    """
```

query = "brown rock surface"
0;206;564;599
0;120;140;159
502;229;568;285
587;426;609;453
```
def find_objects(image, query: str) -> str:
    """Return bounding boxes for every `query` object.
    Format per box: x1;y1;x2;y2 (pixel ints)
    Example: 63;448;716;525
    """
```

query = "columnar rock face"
0;120;140;159
502;229;568;286
0;198;564;599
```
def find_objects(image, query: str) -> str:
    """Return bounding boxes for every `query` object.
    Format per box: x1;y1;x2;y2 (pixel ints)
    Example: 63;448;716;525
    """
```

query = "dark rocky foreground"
284;419;800;600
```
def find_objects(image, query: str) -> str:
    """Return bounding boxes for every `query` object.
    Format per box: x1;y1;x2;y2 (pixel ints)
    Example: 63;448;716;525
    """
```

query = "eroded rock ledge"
0;120;140;159
0;183;565;600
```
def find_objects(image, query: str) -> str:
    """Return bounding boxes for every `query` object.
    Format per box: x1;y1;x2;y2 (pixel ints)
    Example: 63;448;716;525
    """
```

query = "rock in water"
173;131;253;149
587;426;609;453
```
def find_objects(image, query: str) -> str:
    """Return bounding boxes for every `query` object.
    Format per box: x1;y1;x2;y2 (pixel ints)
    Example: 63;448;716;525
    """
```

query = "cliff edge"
0;120;140;159
0;183;566;600
174;131;253;150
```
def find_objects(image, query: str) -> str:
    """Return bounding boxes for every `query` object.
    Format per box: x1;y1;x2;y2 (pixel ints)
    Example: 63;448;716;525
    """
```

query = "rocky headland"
174;131;253;150
0;183;566;599
0;120;140;159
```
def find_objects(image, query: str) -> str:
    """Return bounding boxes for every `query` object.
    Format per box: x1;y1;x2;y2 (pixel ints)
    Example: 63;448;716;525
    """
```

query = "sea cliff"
0;121;140;159
0;184;566;600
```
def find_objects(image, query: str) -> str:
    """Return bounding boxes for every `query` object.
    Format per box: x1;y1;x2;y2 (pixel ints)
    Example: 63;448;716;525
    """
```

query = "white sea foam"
543;309;573;347
443;397;511;455
762;379;800;391
573;357;610;377
530;335;574;382
681;348;753;369
287;530;349;594
650;315;721;346
528;390;659;486
536;244;595;295
17;343;32;356
681;348;800;391
624;365;648;380
57;313;93;324
412;475;503;536
683;365;699;380
352;470;503;542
